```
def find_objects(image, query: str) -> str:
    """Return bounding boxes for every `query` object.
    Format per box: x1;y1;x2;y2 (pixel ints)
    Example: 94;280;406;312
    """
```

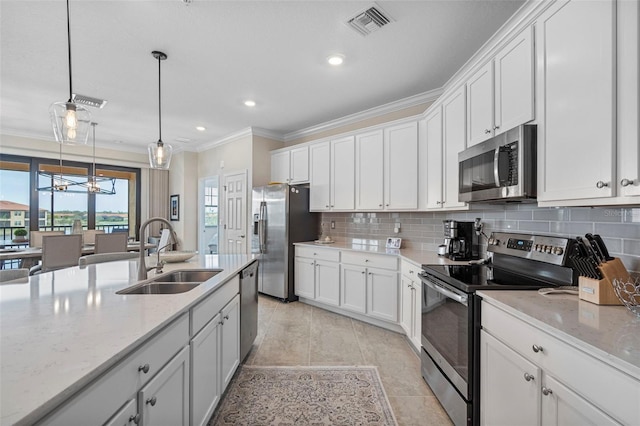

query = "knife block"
578;258;628;305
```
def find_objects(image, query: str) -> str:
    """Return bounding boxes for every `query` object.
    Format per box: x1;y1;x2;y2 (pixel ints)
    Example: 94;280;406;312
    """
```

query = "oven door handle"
421;276;468;306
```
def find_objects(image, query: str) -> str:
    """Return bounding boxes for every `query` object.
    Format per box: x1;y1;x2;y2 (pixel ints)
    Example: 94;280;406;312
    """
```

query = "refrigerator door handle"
259;201;267;253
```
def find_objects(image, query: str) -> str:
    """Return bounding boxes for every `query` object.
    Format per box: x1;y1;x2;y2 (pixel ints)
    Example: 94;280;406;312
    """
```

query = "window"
0;154;141;244
204;186;218;227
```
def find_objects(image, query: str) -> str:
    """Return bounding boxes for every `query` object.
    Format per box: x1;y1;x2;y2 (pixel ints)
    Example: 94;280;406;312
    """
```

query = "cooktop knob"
553;247;564;256
544;246;552;254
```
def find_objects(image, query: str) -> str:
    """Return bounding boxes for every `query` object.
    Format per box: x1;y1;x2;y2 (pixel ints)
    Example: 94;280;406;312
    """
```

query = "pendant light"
49;0;91;145
148;51;173;169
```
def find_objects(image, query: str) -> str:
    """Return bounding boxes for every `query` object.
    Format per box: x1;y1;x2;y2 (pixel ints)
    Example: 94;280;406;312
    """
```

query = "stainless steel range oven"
419;232;577;426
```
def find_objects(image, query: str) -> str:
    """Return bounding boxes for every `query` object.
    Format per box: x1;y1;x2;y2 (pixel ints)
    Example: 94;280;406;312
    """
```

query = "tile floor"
242;295;453;426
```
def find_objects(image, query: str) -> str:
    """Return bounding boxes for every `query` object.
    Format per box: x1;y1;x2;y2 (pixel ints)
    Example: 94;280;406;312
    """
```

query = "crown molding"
282;88;443;143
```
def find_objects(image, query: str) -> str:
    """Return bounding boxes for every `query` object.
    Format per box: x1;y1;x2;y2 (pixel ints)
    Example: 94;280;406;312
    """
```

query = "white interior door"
198;176;219;255
222;171;247;254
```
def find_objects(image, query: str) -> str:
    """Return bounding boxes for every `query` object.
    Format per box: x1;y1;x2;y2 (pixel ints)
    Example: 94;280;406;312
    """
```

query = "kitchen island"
0;254;254;425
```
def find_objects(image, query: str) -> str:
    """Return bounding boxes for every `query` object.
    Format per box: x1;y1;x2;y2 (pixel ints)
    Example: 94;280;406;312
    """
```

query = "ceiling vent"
345;4;393;37
72;93;107;109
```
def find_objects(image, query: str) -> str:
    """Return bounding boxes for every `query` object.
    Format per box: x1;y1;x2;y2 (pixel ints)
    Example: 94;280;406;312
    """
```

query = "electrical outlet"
394;222;401;233
331;221;335;229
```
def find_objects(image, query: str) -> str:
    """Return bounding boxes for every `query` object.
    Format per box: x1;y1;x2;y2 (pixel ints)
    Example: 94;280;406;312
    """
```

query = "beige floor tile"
388;396;453;426
270;300;312;325
309;308;365;365
251;321;311;366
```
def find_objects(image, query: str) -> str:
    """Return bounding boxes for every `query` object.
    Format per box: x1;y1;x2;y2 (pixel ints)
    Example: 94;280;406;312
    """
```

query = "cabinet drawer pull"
146;396;157;406
621;178;635;187
493;125;500;130
129;414;140;424
541;387;553;396
361;271;365;274
224;314;230;320
532;344;543;353
379;204;383;207
523;373;534;382
407;284;412;288
138;364;150;374
596;181;609;189
484;129;491;134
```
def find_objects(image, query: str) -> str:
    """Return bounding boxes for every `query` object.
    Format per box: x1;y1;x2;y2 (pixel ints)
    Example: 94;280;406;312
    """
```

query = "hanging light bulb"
88;122;100;193
148;51;173;169
49;0;91;145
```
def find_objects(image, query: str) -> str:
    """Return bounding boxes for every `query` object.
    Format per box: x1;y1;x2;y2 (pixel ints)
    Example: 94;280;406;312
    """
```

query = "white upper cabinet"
466;61;495;147
467;26;534;147
536;0;615;202
442;87;468;209
270;146;309;184
309;142;331;211
331;136;356;210
616;0;640;198
384;122;419;209
424;107;444;209
355;130;384;210
309;137;355;211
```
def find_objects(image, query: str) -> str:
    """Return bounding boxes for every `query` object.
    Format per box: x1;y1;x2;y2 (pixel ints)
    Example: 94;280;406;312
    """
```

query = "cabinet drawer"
191;276;239;336
295;246;340;262
401;259;420;278
341;251;398;270
39;314;189;425
482;302;640;425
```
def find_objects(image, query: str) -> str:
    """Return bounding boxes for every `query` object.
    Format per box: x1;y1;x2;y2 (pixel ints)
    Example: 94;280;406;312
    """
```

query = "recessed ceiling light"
327;54;345;66
196;126;206;131
244;100;256;107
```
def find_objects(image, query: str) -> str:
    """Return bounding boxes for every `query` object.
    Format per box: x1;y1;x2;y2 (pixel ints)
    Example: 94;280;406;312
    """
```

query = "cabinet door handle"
129;414;140;424
596;181;609;189
523;373;535;382
493;125;500;130
541;387;553;396
484;129;491;134
409;270;414;274
361;271;365;274
621;178;635;187
224;314;230;320
532;344;543;353
385;204;389;207
146;396;157;406
407;284;412;288
379;204;383;207
138;364;150;374
325;205;329;208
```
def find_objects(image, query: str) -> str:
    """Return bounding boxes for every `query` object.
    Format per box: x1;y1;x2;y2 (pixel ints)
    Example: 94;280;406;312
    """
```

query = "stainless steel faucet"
138;217;176;281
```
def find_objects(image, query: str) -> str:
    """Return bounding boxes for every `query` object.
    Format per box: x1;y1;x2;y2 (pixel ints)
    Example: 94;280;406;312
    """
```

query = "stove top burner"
420;263;563;293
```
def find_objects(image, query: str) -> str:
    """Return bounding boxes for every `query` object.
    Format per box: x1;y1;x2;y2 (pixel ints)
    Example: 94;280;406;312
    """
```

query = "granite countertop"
0;254;254;425
477;290;640;379
294;240;466;267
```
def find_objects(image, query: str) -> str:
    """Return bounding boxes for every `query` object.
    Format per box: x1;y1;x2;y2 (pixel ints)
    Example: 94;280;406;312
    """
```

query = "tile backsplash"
320;205;640;272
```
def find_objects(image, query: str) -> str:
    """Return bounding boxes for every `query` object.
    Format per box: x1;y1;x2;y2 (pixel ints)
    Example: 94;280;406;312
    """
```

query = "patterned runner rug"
209;365;397;425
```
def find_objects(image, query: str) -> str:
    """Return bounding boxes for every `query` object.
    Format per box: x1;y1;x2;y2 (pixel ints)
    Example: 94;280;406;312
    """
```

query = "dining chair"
29;231;65;248
82;229;105;245
30;234;82;275
78;252;138;267
0;268;29;283
94;233;128;254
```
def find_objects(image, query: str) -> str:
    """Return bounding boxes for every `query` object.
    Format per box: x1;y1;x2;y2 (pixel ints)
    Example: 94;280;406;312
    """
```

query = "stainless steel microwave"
458;125;536;203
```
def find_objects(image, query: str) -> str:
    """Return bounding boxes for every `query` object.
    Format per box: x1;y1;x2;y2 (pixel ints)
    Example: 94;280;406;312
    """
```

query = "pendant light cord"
92;123;97;177
66;0;73;102
158;54;162;142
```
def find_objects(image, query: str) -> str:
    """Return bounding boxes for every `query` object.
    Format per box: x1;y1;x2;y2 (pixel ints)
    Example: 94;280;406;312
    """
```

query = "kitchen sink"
116;269;223;295
151;269;222;283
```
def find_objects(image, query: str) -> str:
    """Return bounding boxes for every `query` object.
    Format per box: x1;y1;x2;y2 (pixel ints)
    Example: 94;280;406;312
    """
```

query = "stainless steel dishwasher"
240;260;259;362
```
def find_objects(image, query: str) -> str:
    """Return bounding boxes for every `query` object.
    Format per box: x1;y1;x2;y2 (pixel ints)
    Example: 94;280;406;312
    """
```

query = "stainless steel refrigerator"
251;184;319;301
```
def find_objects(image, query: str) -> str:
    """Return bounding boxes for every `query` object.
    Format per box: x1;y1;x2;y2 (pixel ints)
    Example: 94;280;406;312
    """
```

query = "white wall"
169;151;198;250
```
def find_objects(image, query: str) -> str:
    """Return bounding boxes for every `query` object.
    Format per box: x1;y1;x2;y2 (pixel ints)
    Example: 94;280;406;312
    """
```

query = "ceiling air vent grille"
72;93;107;109
346;4;393;36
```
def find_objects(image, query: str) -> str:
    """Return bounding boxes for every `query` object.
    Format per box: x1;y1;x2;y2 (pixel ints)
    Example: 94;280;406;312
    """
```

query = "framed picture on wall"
170;194;179;221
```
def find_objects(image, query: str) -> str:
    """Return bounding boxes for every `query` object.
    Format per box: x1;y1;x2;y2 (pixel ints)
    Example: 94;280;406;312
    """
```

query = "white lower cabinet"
295;246;399;326
481;300;637;425
400;260;421;351
104;399;138;426
139;346;190;426
190;312;221;426
220;294;241;391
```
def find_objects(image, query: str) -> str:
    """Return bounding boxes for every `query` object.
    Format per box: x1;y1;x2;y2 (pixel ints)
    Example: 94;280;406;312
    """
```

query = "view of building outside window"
0;168;30;241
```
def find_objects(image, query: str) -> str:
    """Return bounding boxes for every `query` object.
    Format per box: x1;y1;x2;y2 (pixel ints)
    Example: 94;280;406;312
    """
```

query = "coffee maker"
443;220;480;261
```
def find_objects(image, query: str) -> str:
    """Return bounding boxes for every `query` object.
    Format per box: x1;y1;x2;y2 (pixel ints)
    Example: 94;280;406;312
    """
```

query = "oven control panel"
487;232;572;265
